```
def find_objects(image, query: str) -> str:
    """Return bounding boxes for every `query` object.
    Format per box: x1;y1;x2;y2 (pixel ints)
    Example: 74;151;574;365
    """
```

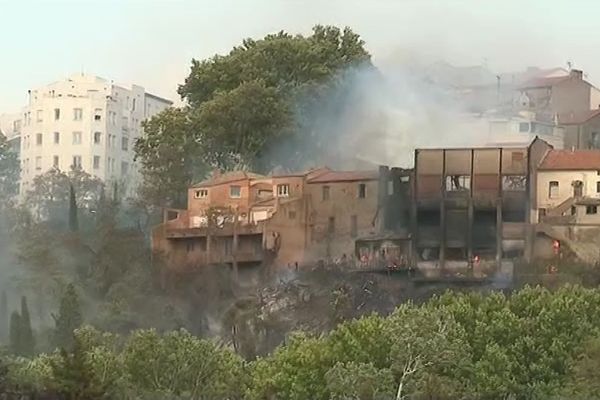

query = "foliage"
19;296;35;357
325;361;395;400
52;283;83;350
0;133;19;209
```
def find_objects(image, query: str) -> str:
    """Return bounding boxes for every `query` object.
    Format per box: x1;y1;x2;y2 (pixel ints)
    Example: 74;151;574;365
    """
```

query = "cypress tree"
52;283;83;350
0;290;7;343
20;296;35;356
68;184;79;232
9;311;21;356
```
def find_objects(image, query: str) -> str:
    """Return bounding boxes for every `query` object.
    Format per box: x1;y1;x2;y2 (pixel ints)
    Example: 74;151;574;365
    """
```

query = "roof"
518;76;571;89
558;109;600;125
193;171;266;188
538;149;600;170
307;170;379;184
270;166;330;178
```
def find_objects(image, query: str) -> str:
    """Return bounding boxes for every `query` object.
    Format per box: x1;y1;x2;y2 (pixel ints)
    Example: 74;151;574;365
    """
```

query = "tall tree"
68;184;79;232
9;311;21;356
52;284;83;350
20;296;35;357
0;133;19;210
135;25;371;207
0;290;7;343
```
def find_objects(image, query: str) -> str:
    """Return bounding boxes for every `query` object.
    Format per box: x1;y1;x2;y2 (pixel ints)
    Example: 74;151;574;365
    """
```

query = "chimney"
570;69;583;80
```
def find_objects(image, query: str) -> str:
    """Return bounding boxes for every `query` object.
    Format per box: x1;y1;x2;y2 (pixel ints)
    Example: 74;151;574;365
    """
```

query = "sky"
1;0;600;112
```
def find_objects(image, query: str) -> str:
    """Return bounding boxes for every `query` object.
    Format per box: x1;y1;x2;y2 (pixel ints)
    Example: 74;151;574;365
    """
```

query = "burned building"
410;137;552;272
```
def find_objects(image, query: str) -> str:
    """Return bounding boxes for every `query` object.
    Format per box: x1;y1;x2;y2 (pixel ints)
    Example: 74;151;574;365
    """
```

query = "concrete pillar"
439;199;446;273
496;198;503;267
467;198;474;273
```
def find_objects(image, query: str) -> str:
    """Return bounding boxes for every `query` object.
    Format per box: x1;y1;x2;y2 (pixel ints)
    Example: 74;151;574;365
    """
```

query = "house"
534;149;600;262
518;69;600;120
151;167;395;273
557;109;600;150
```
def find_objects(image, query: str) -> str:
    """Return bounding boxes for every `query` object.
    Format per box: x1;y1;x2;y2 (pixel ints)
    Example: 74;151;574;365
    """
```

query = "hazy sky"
1;0;599;111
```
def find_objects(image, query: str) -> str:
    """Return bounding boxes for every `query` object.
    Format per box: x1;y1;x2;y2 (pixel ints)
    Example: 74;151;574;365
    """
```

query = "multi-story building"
14;73;171;195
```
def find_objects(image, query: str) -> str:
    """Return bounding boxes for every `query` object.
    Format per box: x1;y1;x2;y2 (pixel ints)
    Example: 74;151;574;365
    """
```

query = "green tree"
0;132;19;209
325;362;395;400
19;296;35;357
9;311;21;356
52;283;83;350
68;183;79;232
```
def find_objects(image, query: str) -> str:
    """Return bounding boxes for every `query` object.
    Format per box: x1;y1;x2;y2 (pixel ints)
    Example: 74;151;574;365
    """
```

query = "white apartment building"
15;73;172;196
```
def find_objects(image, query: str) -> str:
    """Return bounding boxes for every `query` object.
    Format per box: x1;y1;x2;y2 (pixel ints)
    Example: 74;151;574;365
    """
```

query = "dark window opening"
358;183;367;198
445;175;471;191
322;185;330;201
586;205;598;215
328;217;335;234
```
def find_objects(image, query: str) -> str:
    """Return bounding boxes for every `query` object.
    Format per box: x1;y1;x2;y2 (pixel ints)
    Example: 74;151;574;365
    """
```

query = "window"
592;132;600;148
36;133;42;146
54;108;60;121
230;185;241;198
72;155;82;169
53;132;60;144
121;137;128;151
121;161;129;176
93;131;102;144
94;108;102;121
549;181;559;199
36;110;43;123
53;156;59;168
111;158;115;173
446;175;471;191
93;156;100;169
322;185;330;201
597;181;600;194
35;156;41;171
277;184;290;197
186;241;195;253
586;205;598;215
109;111;117;125
194;189;208;199
503;176;526;191
72;131;82;144
288;210;296;219
519;122;530;132
358;183;367;198
132;98;136;111
328;216;335;234
350;215;357;238
73;108;83;121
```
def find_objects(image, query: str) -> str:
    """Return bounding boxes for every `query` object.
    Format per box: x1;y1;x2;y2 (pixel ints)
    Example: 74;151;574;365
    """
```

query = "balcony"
165;222;263;239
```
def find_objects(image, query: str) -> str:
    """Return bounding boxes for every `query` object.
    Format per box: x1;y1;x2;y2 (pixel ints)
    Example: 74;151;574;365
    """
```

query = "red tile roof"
307;170;379;183
538;149;600;170
519;76;571;89
558;109;600;125
193;171;266;187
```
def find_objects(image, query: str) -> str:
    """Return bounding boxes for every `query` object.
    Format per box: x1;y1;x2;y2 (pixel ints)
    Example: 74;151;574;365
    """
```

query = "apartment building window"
121;137;128;151
350;215;358;238
277;184;290;197
358;183;367;198
109;111;116;125
121;161;129;176
94;108;102;121
36;110;43;123
72;155;82;169
549;181;559;199
36;133;42;146
72;131;82;145
53;156;59;168
54;108;60;121
35;156;42;171
93;156;100;170
597;181;600;194
73;108;83;121
328;216;335;234
53;132;60;144
111;158;115;173
446;175;471;191
322;185;330;201
194;189;208;199
230;185;241;198
93;132;102;144
587;205;598;215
